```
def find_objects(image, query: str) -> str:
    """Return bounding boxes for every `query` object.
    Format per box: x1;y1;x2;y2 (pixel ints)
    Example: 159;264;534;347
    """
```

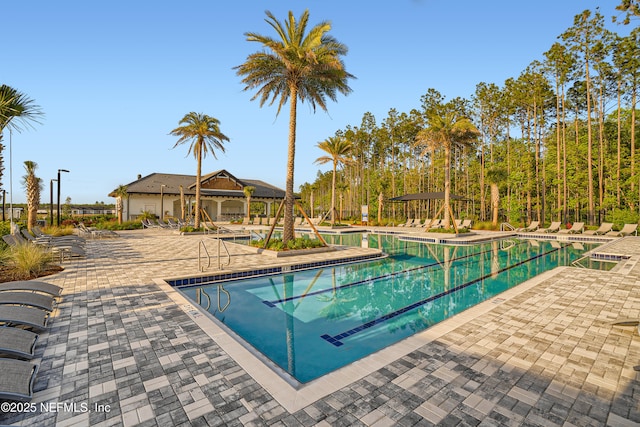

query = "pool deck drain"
1;227;639;426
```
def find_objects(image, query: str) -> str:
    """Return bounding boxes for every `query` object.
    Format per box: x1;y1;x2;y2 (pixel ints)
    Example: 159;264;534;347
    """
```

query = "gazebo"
388;192;466;232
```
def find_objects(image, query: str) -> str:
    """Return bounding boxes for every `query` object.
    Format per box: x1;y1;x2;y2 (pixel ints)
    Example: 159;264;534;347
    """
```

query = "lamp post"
50;179;57;226
160;184;166;220
57;169;69;226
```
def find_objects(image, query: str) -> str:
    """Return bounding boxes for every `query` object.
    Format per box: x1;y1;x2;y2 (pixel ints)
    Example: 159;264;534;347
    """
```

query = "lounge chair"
417;219;431;228
538;222;561;233
32;226;85;245
241;217;251;226
21;229;86;253
398;218;413;227
140;219;156;229
461;219;473;229
3;234;73;262
0;358;38;401
425;219;442;230
166;218;180;229
0;328;39;359
0;281;62;297
583;222;613;235
606;223;638;237
558;222;584;234
410;219;421;227
517;221;539;232
0;306;49;332
14;232;85;259
0;292;55;312
294;217;303;226
156;219;171;229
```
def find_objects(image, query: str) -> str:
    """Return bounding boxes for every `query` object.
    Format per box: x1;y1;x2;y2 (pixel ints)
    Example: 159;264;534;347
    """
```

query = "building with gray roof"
110;170;286;222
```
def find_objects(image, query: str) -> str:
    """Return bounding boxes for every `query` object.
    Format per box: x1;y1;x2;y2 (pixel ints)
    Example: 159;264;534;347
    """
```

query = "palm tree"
0;85;43;192
243;185;256;219
21;161;42;231
113;184;128;224
486;167;507;227
314;136;353;225
415;106;479;228
170;112;229;229
236;9;354;243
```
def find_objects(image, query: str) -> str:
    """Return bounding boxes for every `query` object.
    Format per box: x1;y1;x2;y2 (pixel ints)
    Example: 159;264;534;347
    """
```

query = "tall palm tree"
170;112;229;229
415;108;479;228
236;9;354;243
113;184;128;224
0;85;43;192
243;185;255;219
314;136;353;225
21;161;42;231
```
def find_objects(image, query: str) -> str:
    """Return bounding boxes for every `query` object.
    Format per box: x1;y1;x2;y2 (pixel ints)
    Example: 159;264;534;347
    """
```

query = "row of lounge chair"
517;221;638;237
0;280;62;402
141;218;185;229
241;217;316;227
75;223;118;239
3;227;87;261
398;218;473;229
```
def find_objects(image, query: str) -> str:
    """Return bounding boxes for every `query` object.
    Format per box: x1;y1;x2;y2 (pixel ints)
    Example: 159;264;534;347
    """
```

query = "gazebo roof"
388;192;466;202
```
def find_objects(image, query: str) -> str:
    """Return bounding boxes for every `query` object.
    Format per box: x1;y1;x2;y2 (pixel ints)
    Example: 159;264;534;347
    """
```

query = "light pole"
57;169;69;226
160;184;166;220
50;179;57;226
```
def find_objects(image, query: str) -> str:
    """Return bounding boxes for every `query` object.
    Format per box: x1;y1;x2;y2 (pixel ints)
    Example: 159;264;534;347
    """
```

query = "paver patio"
1;228;639;426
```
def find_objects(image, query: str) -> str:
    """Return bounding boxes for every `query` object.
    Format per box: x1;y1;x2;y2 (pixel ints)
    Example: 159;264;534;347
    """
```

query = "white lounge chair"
517;221;539;232
606;223;638;237
398;218;414;227
583;222;613;235
558;222;584;234
538;222;561;233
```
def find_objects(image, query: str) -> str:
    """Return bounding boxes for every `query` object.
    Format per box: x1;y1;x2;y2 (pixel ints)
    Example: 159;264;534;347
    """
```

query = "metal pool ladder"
501;222;516;231
195;285;230;312
198;238;231;272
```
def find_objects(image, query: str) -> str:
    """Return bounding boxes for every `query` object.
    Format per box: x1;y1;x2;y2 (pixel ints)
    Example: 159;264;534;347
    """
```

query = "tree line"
300;8;640;227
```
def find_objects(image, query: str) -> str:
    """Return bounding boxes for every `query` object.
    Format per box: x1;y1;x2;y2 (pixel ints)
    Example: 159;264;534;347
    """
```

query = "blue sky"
2;0;629;204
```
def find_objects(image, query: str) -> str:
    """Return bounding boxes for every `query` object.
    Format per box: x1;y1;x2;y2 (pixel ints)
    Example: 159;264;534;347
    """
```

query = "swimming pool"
177;235;600;384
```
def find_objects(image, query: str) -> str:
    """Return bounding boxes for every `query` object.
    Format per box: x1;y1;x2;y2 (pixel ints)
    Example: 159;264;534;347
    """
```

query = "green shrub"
607;209;639;230
6;243;54;278
100;220;142;230
40;225;76;236
250;237;324;251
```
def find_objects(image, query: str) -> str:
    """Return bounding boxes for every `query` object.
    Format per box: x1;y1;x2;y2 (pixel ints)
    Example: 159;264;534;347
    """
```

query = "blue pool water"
178;235;600;383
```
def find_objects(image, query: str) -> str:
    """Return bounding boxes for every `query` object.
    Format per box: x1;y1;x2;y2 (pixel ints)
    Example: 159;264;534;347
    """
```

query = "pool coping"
156;257;588;413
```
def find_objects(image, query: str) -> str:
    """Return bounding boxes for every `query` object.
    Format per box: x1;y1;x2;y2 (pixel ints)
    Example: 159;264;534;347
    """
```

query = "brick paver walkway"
1;229;639;426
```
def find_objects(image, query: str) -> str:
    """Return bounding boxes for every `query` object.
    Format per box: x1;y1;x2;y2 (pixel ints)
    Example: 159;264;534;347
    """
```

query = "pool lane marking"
320;244;566;347
262;241;529;308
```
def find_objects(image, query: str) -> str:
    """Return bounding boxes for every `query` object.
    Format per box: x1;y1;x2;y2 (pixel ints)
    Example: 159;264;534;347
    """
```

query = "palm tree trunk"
330;162;336;225
491;183;499;227
195;146;202;229
283;86;298;243
444;145;451;228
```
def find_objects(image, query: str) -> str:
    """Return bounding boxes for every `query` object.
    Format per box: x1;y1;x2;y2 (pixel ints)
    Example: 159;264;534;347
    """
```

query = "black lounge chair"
0;328;39;359
32;226;86;245
0;306;49;332
0;292;56;312
0;358;38;401
0;281;62;297
19;229;86;256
